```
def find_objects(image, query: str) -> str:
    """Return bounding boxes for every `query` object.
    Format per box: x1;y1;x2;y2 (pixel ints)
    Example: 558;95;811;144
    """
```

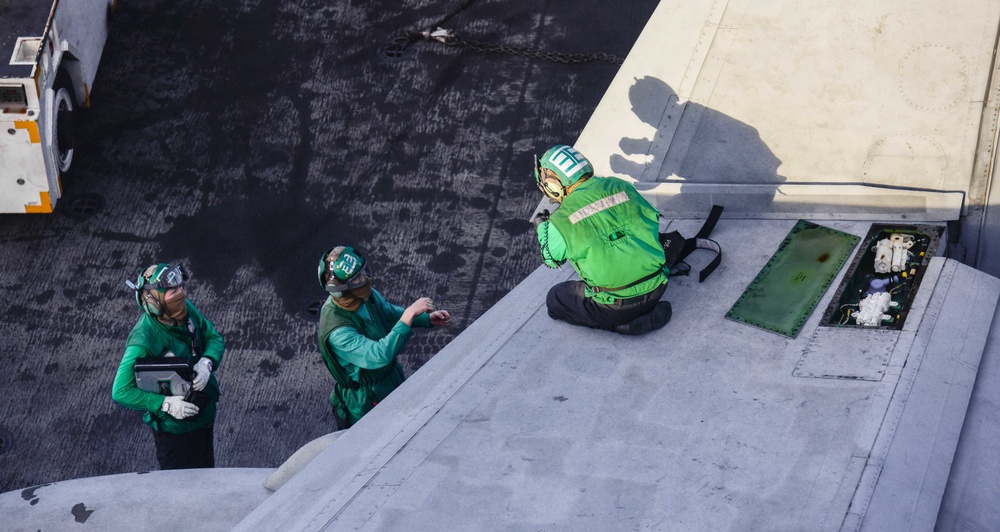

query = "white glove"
191;358;213;391
161;396;199;419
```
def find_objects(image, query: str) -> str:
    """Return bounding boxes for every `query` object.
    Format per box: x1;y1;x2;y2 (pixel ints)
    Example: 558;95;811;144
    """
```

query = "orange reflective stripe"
25;192;53;213
14;121;40;143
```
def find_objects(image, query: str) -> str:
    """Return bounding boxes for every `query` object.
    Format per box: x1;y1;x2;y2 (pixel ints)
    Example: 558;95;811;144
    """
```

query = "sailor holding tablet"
112;262;225;470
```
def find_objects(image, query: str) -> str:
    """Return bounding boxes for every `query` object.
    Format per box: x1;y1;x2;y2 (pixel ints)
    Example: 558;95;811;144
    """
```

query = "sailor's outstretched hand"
429;310;451;326
402;297;435;326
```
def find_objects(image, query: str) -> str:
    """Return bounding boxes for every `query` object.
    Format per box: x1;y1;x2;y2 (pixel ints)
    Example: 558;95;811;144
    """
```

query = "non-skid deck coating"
0;0;658;495
4;1;1000;530
0;0;51;78
725;220;860;338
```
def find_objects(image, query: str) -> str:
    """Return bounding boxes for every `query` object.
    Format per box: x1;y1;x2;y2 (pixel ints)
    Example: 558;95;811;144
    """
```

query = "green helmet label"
333;248;363;280
542;145;592;186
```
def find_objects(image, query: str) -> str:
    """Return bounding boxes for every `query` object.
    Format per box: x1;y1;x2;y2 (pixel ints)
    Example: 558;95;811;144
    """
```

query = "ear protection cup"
141;291;162;316
130;270;162;316
535;146;592;201
540;170;567;201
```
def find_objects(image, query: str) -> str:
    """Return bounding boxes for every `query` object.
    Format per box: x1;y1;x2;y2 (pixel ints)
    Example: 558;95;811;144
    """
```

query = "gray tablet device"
134;356;193;396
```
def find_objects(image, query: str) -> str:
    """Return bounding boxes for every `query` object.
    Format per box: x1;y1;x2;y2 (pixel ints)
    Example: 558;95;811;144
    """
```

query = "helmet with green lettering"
534;145;593;201
317;246;369;296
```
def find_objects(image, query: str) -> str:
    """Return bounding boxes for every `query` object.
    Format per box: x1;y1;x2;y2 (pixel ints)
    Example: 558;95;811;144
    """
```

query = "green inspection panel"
726;220;860;338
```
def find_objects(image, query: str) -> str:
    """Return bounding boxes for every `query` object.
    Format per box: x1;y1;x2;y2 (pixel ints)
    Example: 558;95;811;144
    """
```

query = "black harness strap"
588;205;724;293
659;205;724;283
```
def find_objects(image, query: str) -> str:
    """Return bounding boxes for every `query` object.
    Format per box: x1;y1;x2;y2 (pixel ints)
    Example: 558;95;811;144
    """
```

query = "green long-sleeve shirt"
318;289;433;425
326;294;431;380
111;301;224;433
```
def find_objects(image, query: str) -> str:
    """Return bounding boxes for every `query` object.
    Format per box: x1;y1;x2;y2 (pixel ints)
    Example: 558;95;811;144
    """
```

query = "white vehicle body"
0;0;115;213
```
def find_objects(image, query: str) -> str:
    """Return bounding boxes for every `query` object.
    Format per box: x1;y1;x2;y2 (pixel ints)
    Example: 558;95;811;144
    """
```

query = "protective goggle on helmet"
125;262;188;292
124;262;189;317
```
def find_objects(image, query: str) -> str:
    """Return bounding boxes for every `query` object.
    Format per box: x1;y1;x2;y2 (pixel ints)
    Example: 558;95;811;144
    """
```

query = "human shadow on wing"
610;77;785;207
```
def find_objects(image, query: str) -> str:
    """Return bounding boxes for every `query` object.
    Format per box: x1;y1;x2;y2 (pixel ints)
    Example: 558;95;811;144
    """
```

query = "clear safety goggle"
326;264;370;294
126;263;187;291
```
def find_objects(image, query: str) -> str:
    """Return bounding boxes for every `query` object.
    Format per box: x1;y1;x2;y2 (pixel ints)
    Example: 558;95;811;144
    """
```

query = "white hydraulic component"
889;233;914;272
873;234;914;273
873;239;892;273
855;291;898;326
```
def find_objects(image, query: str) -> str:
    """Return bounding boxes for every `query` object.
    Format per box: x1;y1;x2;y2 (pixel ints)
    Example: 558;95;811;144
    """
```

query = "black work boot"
614;301;672;336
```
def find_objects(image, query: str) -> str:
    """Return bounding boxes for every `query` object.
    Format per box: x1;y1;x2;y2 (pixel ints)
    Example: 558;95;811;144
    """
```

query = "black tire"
52;71;76;177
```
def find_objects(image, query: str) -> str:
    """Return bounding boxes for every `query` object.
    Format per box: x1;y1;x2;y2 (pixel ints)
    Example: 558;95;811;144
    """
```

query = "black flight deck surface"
0;0;51;79
0;0;657;493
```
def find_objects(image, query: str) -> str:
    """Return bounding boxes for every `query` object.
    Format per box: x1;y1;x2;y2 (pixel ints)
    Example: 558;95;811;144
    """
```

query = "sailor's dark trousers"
545;280;666;331
152;424;215;470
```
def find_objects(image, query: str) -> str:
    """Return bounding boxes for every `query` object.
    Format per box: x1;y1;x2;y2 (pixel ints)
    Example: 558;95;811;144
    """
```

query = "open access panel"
819;224;944;330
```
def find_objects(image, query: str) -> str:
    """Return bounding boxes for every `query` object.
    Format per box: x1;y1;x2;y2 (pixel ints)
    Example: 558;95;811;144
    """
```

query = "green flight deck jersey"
112;301;224;434
537;177;667;304
317;289;431;426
